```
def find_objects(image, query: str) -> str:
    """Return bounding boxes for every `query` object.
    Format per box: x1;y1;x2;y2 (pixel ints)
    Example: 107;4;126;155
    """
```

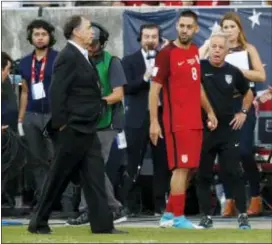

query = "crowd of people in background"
1;2;272;234
2;0;272;8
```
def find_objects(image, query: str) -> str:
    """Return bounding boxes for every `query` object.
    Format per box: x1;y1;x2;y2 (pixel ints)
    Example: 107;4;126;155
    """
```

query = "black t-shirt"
201;60;249;126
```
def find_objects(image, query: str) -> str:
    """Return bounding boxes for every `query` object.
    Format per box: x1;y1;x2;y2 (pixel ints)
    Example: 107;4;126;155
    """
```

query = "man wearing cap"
67;22;128;225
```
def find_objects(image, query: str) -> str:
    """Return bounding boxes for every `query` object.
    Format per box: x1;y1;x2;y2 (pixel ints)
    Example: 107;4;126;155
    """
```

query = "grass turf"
1;226;271;243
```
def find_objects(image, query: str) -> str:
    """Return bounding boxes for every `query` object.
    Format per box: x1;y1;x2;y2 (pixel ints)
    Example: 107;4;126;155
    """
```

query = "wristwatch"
241;109;248;115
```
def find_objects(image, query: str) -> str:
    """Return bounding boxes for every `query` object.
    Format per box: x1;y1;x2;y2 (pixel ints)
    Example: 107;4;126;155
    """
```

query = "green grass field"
2;226;271;243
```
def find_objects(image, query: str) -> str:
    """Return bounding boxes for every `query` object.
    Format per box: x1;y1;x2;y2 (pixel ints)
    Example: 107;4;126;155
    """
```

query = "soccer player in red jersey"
149;10;218;229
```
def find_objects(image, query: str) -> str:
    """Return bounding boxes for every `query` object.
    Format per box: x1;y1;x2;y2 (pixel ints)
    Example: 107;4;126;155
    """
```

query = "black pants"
124;111;170;213
29;127;113;233
196;127;247;216
223;98;260;198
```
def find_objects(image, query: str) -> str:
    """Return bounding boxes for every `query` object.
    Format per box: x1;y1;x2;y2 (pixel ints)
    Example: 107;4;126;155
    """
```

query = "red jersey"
152;42;203;132
122;1;159;6
161;1;185;5
195;0;229;5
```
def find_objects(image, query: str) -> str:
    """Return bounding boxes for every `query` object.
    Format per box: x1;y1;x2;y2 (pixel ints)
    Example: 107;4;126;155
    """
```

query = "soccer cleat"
159;212;174;228
238;213;251;229
173;216;203;229
198;215;213;229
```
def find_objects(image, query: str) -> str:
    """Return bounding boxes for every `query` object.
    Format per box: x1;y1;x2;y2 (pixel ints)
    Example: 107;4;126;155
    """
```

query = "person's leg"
220;172;237;217
218;133;250;229
150;129;170;214
122;126;149;214
97;130;122;212
233;98;261;215
162;130;203;229
240;107;261;215
196;148;217;217
79;133;115;233
23;112;49;202
28;127;86;234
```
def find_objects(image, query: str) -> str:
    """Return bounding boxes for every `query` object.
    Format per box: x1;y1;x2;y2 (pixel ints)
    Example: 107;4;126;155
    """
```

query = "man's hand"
207;112;218;131
144;70;153;82
150;121;163;146
229;112;247;130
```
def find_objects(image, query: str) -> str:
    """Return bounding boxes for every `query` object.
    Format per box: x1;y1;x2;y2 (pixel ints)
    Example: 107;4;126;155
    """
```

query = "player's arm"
149;81;162;124
200;84;218;130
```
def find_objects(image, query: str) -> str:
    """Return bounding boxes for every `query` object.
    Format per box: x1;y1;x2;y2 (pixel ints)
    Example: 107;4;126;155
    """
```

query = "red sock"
171;194;185;217
165;194;173;213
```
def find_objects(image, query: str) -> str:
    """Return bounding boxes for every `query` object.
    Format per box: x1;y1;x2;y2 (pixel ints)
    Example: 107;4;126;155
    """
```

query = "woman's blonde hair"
220;12;248;49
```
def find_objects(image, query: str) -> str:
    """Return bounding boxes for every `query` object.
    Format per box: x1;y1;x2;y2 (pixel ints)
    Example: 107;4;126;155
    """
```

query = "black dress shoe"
93;228;128;234
28;225;52;234
109;228;128;234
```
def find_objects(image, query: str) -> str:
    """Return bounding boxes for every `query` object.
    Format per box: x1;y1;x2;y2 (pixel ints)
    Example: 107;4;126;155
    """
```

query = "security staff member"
196;31;253;229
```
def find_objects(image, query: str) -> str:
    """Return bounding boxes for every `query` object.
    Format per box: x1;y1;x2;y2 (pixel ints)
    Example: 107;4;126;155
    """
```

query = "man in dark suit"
28;15;123;235
121;24;170;215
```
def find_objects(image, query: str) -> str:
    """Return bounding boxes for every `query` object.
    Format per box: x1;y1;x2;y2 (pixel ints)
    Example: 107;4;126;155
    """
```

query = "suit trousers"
29;126;113;233
124;110;170;213
23;112;53;201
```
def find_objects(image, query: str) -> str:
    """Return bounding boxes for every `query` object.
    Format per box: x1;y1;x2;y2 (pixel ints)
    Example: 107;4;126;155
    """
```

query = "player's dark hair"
178;10;198;23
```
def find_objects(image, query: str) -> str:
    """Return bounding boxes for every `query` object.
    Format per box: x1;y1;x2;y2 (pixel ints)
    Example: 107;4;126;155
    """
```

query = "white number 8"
191;67;198;81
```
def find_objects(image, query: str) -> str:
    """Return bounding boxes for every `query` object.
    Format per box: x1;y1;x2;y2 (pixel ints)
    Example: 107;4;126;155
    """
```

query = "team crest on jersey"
181;154;188;163
187;58;196;65
225;74;233;84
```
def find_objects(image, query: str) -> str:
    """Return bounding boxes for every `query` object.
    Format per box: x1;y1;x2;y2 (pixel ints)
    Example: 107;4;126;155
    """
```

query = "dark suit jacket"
122;50;149;129
50;42;104;134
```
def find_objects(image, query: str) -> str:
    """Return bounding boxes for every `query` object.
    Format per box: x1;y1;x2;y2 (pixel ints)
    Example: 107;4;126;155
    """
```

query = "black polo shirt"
201;60;249;127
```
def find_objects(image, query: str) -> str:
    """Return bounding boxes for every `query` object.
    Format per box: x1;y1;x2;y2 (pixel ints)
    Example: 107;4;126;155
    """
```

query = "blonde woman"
199;12;266;217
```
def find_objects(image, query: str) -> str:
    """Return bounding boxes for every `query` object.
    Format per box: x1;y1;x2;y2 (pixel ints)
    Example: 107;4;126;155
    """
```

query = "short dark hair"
178;10;198;23
1;52;12;70
26;19;56;46
138;23;161;42
63;15;83;40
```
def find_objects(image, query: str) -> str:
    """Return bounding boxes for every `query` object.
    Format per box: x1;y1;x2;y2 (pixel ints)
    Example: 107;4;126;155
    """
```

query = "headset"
91;22;109;47
27;19;56;47
137;23;163;43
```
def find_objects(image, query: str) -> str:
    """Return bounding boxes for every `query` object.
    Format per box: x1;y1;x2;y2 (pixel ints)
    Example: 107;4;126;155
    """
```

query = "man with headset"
18;19;58;206
121;23;170;216
67;22;128;225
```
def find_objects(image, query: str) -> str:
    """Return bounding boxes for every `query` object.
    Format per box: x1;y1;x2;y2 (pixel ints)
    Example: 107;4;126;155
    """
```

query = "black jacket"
50;42;105;134
122;50;150;129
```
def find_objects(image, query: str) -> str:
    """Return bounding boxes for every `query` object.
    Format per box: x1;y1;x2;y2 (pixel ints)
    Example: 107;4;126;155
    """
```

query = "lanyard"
31;53;47;84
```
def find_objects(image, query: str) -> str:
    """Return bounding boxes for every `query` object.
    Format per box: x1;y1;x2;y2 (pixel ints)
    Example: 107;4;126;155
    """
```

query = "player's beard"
178;35;193;45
